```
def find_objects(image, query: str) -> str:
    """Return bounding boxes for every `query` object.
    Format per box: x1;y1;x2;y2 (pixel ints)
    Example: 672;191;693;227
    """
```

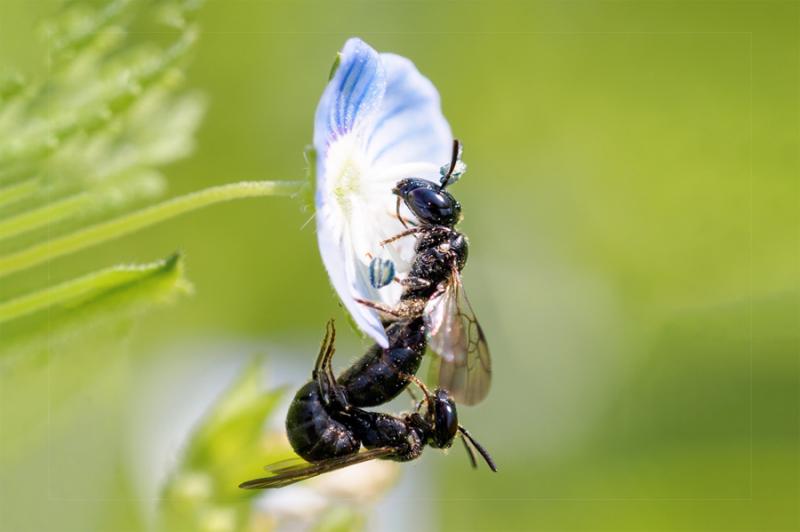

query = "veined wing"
424;269;491;405
239;448;395;489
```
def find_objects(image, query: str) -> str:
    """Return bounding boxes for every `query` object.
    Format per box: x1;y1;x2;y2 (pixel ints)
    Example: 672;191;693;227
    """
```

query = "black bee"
334;317;426;407
239;321;495;489
240;141;494;489
356;140;492;406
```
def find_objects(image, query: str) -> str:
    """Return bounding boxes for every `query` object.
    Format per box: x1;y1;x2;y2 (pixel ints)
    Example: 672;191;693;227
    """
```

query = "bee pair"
240;141;494;489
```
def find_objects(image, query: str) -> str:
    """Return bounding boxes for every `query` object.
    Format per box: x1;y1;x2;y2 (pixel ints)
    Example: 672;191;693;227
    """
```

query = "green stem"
0;180;304;280
0;179;38;210
0;192;90;240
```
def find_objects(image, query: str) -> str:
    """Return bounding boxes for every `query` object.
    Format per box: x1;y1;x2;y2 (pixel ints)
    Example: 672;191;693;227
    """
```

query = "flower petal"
314;39;454;348
317;213;390;347
313;38;386;151
314;39;391;347
366;53;452;171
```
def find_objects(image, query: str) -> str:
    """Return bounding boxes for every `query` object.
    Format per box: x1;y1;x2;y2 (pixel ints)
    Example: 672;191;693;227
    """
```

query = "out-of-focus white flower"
254;454;399;528
256;485;329;522
310;459;399;502
314;38;452;347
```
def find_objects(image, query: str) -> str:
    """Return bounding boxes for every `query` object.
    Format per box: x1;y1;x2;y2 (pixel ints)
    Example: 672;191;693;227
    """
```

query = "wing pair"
425;266;491;405
239;447;395;490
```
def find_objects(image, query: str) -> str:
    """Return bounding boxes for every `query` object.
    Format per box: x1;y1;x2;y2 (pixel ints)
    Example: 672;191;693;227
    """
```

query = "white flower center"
325;135;370;221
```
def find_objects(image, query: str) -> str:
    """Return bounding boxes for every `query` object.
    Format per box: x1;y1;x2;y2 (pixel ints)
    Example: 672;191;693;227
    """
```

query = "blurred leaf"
159;360;289;530
0;253;186;324
0;0;207;336
0;252;190;359
184;358;286;479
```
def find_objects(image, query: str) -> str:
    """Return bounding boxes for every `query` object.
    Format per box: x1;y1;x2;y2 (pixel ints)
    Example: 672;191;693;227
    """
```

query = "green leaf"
0;253;190;356
328;52;342;80
0;253;187;324
182;358;288;495
159;360;289;530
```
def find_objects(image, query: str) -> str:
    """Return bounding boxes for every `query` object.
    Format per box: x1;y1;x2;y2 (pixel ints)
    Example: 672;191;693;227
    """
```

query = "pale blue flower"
314;38;452;347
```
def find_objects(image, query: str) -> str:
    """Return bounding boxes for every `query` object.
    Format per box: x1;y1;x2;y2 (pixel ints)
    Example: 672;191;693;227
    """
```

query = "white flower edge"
314;38;452;347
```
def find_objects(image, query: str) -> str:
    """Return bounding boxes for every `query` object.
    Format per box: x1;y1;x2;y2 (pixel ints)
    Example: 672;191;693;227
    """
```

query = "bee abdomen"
285;381;360;462
337;319;426;406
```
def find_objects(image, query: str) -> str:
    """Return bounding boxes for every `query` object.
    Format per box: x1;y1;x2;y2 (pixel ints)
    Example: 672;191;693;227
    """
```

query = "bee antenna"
439;139;461;191
459;433;479;469
458;425;497;472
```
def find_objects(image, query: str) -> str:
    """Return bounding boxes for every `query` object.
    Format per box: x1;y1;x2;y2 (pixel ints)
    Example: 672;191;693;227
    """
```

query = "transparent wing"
239;447;396;490
424;270;492;405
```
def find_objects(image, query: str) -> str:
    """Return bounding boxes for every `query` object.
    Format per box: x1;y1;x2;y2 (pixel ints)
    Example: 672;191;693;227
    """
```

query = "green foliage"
0;2;203;235
0;0;205;353
2;1;797;531
159;360;288;531
0;253;187;324
0;254;193;365
0;180;302;280
0;0;302;353
0;3;303;528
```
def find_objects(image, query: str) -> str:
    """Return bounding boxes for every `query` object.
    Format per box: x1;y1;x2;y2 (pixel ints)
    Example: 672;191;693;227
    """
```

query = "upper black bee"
356;140;492;406
239;321;496;489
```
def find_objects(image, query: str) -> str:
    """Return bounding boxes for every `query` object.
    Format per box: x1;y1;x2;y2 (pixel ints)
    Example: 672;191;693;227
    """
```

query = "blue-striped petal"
366;53;452;170
313;38;386;151
314;39;453;348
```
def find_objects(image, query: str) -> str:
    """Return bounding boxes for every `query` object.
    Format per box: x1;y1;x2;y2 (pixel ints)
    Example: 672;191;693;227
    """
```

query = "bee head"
392;139;465;227
426;388;459;449
392;178;461;227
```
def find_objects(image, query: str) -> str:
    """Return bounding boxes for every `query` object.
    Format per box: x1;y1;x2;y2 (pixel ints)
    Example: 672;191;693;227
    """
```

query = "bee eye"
405;187;460;226
431;390;458;448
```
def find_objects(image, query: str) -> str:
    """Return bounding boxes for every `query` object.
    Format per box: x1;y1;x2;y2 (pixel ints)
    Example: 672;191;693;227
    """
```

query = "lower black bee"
239;321;495;489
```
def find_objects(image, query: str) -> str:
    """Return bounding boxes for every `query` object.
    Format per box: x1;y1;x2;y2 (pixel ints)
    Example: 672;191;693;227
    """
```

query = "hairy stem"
0;192;90;240
0;180;304;280
0;179;38;210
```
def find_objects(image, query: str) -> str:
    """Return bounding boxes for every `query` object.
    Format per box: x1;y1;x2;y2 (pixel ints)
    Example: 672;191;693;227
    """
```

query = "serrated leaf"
159;360;288;529
181;359;287;491
0;253;187;324
0;253;191;357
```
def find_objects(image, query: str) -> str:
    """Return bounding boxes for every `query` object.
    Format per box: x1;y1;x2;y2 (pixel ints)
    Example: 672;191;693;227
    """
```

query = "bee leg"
406;382;419;409
312;320;348;410
395;197;408;229
402;373;433;401
311;320;335;382
353;298;406;318
393;197;418;228
399;276;431;290
380;227;422;246
392;214;418;228
401;373;436;417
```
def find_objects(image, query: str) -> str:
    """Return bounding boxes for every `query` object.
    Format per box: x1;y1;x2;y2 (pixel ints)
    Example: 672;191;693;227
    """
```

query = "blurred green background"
1;1;798;531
